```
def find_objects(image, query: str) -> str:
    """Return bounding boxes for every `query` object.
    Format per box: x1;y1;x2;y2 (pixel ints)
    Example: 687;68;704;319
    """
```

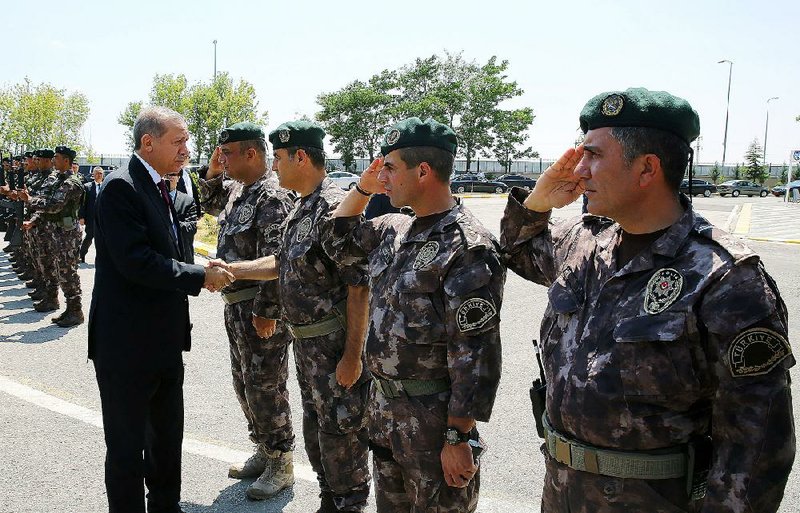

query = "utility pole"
718;59;733;170
763;97;779;165
213;40;218;80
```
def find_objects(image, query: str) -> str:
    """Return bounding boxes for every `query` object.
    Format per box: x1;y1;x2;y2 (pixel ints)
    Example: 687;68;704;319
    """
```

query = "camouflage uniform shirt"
199;171;294;318
500;188;795;513
330;200;505;421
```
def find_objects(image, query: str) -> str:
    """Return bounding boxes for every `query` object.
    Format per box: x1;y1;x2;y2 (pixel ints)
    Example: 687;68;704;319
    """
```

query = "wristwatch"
444;427;471;445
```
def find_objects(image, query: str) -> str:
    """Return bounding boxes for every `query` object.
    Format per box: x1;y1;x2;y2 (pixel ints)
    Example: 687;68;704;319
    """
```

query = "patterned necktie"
157;180;172;210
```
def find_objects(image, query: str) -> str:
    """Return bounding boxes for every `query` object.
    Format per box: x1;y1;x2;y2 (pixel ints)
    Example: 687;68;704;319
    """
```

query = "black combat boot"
33;292;59;312
315;491;337;513
24;279;39;289
56;298;84;327
28;287;47;301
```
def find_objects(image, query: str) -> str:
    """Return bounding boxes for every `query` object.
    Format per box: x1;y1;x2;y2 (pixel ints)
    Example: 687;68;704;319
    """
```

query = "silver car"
716;180;768;197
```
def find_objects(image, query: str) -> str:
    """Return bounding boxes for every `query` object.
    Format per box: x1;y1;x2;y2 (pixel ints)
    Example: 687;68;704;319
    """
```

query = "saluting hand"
358;157;386;195
206;147;224;179
523;146;585;212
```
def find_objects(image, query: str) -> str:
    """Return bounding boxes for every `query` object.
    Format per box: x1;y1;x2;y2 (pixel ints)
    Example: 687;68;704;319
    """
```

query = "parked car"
679;179;716;197
771;180;800;197
328;171;360;189
716;180;768;197
497;174;537;190
76;164;117;183
450;177;508;194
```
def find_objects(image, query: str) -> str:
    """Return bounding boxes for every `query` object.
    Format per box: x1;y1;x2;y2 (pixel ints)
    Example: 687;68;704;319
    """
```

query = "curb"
746;237;800;245
455;193;509;198
193;242;216;259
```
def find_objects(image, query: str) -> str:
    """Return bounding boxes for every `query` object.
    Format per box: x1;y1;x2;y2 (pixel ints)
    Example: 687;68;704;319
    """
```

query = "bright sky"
4;0;799;165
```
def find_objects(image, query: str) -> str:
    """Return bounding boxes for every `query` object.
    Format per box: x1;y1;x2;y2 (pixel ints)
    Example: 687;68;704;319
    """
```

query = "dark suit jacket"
88;155;206;371
177;170;203;219
78;181;100;230
172;190;198;265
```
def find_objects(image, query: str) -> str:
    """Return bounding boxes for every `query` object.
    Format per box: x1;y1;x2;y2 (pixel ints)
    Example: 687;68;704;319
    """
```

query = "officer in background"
209;120;372;513
24;146;85;325
78;166;104;262
500;88;795;512
327;117;504;512
199;122;297;500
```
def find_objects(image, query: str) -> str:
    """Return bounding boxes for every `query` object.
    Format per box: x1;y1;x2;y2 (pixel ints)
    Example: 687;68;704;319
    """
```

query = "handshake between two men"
202;255;280;339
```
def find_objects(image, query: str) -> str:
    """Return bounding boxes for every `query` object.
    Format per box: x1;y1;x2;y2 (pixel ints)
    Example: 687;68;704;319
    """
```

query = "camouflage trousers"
26;225;46;284
294;330;371;512
369;388;480;513
541;451;697;513
224;300;294;452
44;223;81;300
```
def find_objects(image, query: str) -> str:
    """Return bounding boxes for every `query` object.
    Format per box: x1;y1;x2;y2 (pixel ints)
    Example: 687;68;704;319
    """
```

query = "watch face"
445;428;467;445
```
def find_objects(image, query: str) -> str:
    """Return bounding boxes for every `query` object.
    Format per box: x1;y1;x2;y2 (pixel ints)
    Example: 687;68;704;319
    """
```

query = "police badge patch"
727;328;792;378
296;217;312;241
413;241;439;270
265;223;282;242
386;129;401;145
237;204;255;224
457;298;497;332
601;94;624;117
644;268;683;314
279;130;290;143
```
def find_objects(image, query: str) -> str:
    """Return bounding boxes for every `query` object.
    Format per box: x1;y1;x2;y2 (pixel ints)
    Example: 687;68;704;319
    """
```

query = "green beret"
268;120;325;151
55;145;77;159
219;122;265;144
380;117;458;156
1;157;9;163
37;149;55;158
24;151;34;158
579;88;700;145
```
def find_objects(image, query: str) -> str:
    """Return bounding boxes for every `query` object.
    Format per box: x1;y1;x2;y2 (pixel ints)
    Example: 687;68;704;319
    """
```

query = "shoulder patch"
296;216;312;242
728;328;791;378
456;298;497;332
265;223;282;243
237;203;255;224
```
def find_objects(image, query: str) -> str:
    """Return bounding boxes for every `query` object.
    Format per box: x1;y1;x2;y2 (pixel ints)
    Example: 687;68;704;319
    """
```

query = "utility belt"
41;215;77;229
285;299;347;340
542;414;711;499
221;286;260;305
373;376;451;399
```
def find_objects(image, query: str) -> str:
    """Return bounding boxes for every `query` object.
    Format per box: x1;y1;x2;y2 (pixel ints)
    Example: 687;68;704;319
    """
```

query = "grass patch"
197;214;219;246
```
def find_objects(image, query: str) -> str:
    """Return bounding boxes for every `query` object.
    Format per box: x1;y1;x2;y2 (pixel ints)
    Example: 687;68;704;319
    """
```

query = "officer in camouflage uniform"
20;149;61;308
326;118;504;512
25;146;85;325
214;120;372;513
500;88;795;513
198;122;297;500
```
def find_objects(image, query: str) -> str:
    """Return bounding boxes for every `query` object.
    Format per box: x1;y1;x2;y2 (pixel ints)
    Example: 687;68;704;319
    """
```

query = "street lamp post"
213;40;217;80
763;96;779;165
718;59;733;172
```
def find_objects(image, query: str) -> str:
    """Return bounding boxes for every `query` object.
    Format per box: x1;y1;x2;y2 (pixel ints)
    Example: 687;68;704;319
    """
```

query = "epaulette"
694;222;757;264
455;212;495;250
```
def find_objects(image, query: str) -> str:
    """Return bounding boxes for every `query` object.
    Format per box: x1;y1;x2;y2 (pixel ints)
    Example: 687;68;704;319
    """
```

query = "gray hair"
133;106;186;150
92;166;104;174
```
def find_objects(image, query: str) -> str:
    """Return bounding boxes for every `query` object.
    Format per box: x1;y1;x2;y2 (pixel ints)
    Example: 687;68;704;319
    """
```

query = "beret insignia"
296;216;312;242
219;130;230;143
601;94;624;117
385;129;401;145
456;298;497;333
413;241;439;270
237;203;255;224
728;328;791;377
278;130;291;143
644;268;683;314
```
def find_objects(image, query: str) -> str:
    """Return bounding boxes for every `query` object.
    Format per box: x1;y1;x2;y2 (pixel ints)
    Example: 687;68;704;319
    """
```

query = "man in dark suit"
177;166;202;219
89;106;234;513
78;166;105;262
166;172;198;264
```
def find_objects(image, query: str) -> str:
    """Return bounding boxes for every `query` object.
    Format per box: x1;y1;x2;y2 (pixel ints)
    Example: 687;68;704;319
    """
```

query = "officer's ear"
638;153;661;189
418;161;432;182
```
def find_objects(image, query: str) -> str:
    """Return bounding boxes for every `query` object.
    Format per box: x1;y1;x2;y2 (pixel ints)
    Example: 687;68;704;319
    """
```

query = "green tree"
779;163;788;184
0;78;89;153
118;73;266;159
491;108;538;172
744;138;767;184
710;162;721;184
734;163;743;179
316;71;396;169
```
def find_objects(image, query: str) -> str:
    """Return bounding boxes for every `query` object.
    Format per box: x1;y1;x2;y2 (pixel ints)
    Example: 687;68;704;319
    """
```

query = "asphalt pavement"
1;195;799;513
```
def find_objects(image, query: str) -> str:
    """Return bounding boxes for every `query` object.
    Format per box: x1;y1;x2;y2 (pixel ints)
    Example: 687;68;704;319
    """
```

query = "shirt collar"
134;152;163;185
